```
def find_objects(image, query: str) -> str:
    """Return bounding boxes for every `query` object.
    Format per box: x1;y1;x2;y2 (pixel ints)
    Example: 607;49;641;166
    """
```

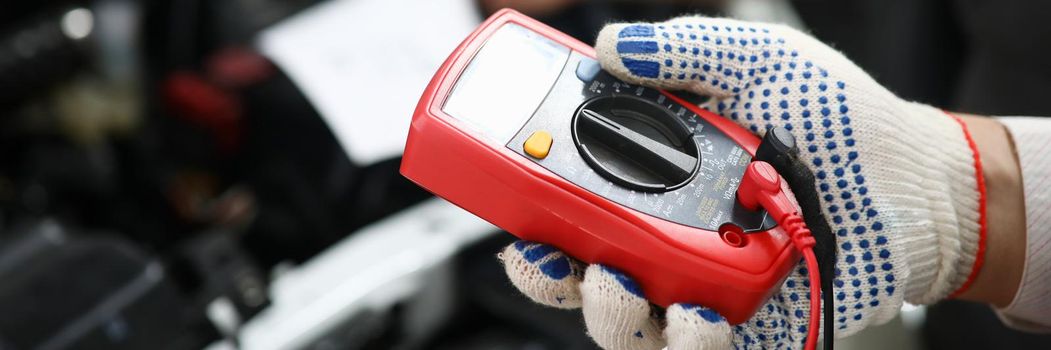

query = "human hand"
499;15;987;349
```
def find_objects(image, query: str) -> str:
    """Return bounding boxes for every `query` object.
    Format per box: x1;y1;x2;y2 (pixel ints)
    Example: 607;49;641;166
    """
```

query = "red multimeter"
401;9;800;324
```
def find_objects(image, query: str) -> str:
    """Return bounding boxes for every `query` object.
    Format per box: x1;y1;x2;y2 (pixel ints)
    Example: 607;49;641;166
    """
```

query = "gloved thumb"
595;17;793;99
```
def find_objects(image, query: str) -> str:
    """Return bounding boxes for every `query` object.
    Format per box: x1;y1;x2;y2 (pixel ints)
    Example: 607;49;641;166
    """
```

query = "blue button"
576;58;601;82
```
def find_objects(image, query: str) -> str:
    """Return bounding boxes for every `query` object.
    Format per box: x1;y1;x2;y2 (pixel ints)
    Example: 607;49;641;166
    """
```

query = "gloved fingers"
595;16;794;99
664;303;733;350
499;241;585;308
581;264;666;350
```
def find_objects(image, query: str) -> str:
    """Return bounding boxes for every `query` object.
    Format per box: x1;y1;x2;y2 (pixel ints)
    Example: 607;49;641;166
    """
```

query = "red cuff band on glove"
945;111;989;298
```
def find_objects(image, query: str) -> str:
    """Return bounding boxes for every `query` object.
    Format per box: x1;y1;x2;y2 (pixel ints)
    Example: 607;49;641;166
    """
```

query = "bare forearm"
955;114;1026;307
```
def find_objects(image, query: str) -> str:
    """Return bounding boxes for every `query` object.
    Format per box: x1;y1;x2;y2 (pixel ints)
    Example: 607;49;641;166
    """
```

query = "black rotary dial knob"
571;95;701;192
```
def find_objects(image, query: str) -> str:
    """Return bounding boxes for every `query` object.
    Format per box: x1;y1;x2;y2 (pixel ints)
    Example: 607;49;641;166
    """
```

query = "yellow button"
523;130;553;159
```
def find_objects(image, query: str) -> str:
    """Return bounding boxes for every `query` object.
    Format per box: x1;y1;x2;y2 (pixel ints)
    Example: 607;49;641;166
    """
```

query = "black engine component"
0;221;214;350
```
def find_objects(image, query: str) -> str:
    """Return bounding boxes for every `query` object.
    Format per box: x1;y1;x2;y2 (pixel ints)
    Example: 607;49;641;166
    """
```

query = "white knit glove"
499;16;986;349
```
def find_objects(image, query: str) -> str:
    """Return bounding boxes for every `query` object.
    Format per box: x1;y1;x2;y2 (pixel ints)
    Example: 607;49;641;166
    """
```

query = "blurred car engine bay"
2;0;1047;349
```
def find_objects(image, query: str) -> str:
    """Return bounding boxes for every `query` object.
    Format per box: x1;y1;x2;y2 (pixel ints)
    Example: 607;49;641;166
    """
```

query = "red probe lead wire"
738;161;822;350
802;247;822;350
783;212;822;350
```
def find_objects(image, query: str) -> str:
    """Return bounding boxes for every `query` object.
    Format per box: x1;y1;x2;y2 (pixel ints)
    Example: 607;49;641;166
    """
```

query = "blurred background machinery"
0;0;1046;349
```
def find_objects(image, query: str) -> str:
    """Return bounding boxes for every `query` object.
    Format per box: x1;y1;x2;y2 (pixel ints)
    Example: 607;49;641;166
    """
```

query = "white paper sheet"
258;0;481;165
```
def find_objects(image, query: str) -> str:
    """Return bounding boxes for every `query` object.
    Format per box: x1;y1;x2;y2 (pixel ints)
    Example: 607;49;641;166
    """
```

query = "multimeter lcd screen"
443;24;570;143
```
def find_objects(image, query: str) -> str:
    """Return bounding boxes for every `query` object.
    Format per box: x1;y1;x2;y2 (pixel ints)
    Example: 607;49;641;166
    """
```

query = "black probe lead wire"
755;127;837;350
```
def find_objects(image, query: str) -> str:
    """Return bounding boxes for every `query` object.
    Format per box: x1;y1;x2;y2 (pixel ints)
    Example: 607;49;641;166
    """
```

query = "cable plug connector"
738;161;798;225
737;160;822;350
737;161;817;250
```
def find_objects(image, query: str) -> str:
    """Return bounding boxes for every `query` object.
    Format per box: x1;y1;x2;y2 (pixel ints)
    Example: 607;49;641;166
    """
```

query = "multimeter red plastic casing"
400;9;799;324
